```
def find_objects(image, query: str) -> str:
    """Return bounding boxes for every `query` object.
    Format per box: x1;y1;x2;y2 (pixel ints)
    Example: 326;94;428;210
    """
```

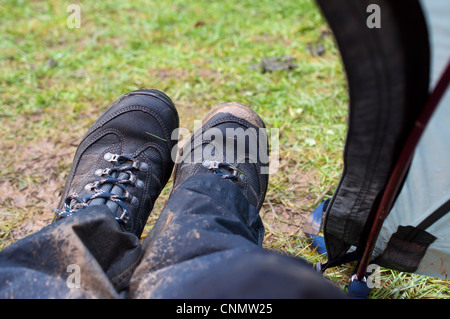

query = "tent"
305;0;450;296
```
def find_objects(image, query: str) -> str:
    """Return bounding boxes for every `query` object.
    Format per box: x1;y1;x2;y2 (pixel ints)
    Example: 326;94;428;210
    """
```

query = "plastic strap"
304;199;330;255
347;276;371;299
309;235;327;255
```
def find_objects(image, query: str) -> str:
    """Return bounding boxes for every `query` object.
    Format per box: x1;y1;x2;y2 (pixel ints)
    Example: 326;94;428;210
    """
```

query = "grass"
0;0;448;298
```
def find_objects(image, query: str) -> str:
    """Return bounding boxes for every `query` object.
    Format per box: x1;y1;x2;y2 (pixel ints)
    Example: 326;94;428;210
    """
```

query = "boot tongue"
89;171;129;215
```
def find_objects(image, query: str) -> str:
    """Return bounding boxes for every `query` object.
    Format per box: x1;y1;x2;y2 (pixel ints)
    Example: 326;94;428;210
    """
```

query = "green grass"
0;0;448;298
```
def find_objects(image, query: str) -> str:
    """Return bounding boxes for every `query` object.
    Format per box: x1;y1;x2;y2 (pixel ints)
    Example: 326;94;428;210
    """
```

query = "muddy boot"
54;89;179;238
173;102;269;211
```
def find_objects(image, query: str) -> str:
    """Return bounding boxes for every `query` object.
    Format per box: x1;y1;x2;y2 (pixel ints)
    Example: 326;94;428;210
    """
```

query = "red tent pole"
355;59;450;280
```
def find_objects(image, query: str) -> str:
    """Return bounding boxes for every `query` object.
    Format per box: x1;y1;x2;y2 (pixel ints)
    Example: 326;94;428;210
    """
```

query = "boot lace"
54;153;148;225
202;160;246;181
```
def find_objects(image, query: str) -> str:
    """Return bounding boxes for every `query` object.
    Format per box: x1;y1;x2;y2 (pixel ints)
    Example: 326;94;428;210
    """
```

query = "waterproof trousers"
0;174;345;298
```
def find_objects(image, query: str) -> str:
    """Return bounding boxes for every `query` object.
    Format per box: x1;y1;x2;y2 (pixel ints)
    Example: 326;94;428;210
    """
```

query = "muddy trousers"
0;174;345;298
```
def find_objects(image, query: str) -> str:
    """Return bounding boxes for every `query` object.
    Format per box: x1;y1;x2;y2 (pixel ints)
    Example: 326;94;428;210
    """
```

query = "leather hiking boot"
54;89;179;237
173;102;269;210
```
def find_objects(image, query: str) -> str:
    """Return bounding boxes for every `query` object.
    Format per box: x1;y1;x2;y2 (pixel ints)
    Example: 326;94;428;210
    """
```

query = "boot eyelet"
131;196;139;206
139;162;149;171
136;180;144;188
104;152;113;161
104;153;120;162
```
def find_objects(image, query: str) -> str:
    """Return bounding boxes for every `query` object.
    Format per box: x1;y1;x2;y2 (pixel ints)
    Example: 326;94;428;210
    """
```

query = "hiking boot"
54;89;179;237
173;102;269;210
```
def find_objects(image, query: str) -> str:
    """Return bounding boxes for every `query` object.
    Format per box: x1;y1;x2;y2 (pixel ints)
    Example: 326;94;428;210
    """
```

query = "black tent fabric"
306;0;450;289
314;0;430;266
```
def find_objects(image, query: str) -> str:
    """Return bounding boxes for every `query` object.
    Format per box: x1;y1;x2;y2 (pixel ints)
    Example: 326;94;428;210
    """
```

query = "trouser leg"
129;174;346;298
128;173;263;298
0;206;141;298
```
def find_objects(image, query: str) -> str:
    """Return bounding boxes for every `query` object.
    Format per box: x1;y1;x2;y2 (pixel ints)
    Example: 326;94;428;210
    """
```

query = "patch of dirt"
0;128;79;245
261;163;325;245
262;201;306;238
